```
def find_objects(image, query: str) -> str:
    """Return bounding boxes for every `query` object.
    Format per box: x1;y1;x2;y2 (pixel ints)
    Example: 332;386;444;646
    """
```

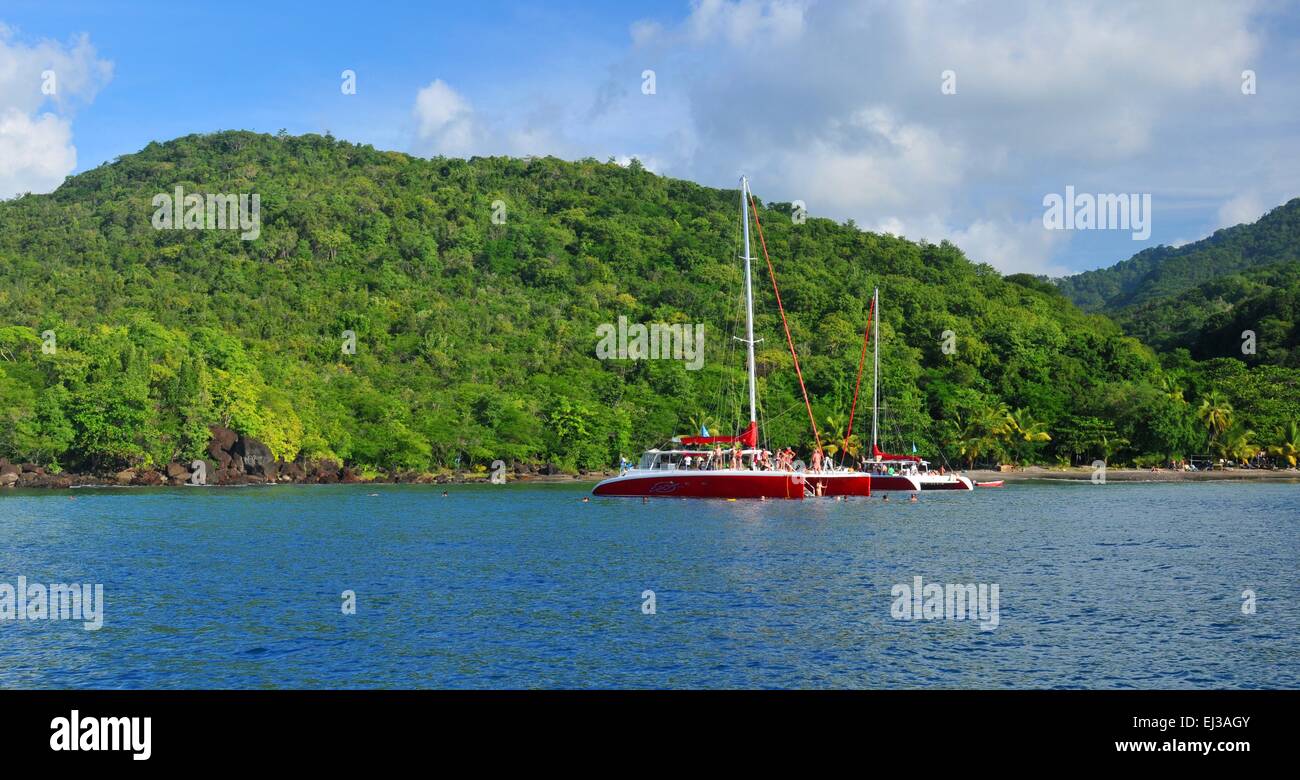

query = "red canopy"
680;421;758;447
873;443;921;462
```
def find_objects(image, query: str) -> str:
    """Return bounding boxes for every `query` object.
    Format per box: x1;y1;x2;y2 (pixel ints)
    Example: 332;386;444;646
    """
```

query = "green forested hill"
0;131;1295;474
1057;198;1300;312
1110;262;1300;367
1057;198;1300;369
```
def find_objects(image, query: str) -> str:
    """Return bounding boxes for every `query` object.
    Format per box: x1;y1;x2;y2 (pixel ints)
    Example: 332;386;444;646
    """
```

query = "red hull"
592;471;873;499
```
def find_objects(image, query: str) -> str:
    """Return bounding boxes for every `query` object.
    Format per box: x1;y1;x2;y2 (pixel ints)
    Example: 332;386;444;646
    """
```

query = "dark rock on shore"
234;436;274;474
134;470;165;486
209;425;238;452
1;438;606;489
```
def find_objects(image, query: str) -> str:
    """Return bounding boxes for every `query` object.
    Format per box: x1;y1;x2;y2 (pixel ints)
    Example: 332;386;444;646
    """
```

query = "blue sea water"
0;481;1296;689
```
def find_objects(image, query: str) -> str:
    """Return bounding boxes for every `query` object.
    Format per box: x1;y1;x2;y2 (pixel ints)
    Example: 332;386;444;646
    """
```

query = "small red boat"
975;480;1005;488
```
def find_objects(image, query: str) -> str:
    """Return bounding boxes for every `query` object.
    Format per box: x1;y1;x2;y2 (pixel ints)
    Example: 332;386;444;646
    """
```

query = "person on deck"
811;447;823;473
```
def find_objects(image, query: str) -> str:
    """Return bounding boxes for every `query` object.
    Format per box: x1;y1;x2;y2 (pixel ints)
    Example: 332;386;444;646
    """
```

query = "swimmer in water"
581;496;590;502
441;490;449;497
909;493;918;502
882;494;889;502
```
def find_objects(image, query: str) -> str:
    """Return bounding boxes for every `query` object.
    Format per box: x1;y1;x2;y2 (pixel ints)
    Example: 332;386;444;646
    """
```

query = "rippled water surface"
1;481;1296;688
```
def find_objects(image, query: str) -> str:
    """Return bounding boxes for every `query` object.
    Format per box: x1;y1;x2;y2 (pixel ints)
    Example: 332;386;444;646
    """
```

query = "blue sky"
2;0;1298;276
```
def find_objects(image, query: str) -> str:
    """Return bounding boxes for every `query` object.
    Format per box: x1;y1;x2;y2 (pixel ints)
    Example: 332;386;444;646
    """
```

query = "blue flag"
701;425;710;436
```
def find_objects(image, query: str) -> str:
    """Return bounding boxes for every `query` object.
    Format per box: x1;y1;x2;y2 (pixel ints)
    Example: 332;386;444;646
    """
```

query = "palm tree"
822;412;863;463
1267;420;1300;468
1158;376;1186;404
687;413;718;438
1215;421;1256;465
949;405;1010;469
823;412;847;448
1006;408;1051;465
1197;391;1233;446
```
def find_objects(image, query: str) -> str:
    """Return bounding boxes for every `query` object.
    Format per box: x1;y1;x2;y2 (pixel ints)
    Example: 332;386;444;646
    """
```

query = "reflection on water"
0;481;1296;689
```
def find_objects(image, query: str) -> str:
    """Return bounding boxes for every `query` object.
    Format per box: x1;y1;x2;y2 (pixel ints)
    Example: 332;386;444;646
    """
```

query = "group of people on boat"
676;445;795;471
669;444;937;476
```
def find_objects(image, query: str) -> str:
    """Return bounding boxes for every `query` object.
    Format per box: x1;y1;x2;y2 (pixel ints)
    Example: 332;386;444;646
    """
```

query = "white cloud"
402;0;1293;275
773;106;963;217
625;0;1275;274
0;26;112;199
412;78;582;159
0;109;77;196
684;0;809;46
412;79;477;157
1217;192;1266;228
946;218;1072;277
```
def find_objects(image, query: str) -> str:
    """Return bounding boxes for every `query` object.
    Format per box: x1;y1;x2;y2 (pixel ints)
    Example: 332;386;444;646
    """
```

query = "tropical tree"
1267;420;1300;468
1158;375;1186;404
820;412;862;462
687;412;719;438
1005;407;1051;465
1215;421;1256;465
947;405;1010;469
1197;391;1233;446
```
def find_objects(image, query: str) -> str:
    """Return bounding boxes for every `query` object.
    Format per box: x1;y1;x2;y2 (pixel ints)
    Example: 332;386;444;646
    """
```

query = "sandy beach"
963;466;1300;483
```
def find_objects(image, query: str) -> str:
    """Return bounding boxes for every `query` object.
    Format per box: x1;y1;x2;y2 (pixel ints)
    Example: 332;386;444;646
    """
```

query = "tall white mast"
872;287;880;451
740;177;758;426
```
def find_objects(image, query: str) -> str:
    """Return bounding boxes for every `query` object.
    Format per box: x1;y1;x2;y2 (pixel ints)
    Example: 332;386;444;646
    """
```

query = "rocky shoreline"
4;429;1296;490
0;425;614;490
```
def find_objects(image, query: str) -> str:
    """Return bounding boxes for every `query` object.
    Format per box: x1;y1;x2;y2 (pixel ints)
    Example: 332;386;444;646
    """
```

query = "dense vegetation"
1058;198;1300;311
1106;262;1300;368
0;131;1296;475
1058;199;1300;368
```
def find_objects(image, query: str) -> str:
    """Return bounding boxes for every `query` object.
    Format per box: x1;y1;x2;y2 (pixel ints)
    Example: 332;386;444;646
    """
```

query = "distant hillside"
1057;198;1300;312
1057;197;1300;368
1112;262;1300;367
0;131;1295;475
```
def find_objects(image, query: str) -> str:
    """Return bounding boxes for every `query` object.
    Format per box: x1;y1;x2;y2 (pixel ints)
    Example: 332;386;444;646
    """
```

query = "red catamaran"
593;177;874;499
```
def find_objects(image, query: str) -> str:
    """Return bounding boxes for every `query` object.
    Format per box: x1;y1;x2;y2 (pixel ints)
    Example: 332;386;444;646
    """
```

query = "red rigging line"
844;293;875;458
748;193;822;452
